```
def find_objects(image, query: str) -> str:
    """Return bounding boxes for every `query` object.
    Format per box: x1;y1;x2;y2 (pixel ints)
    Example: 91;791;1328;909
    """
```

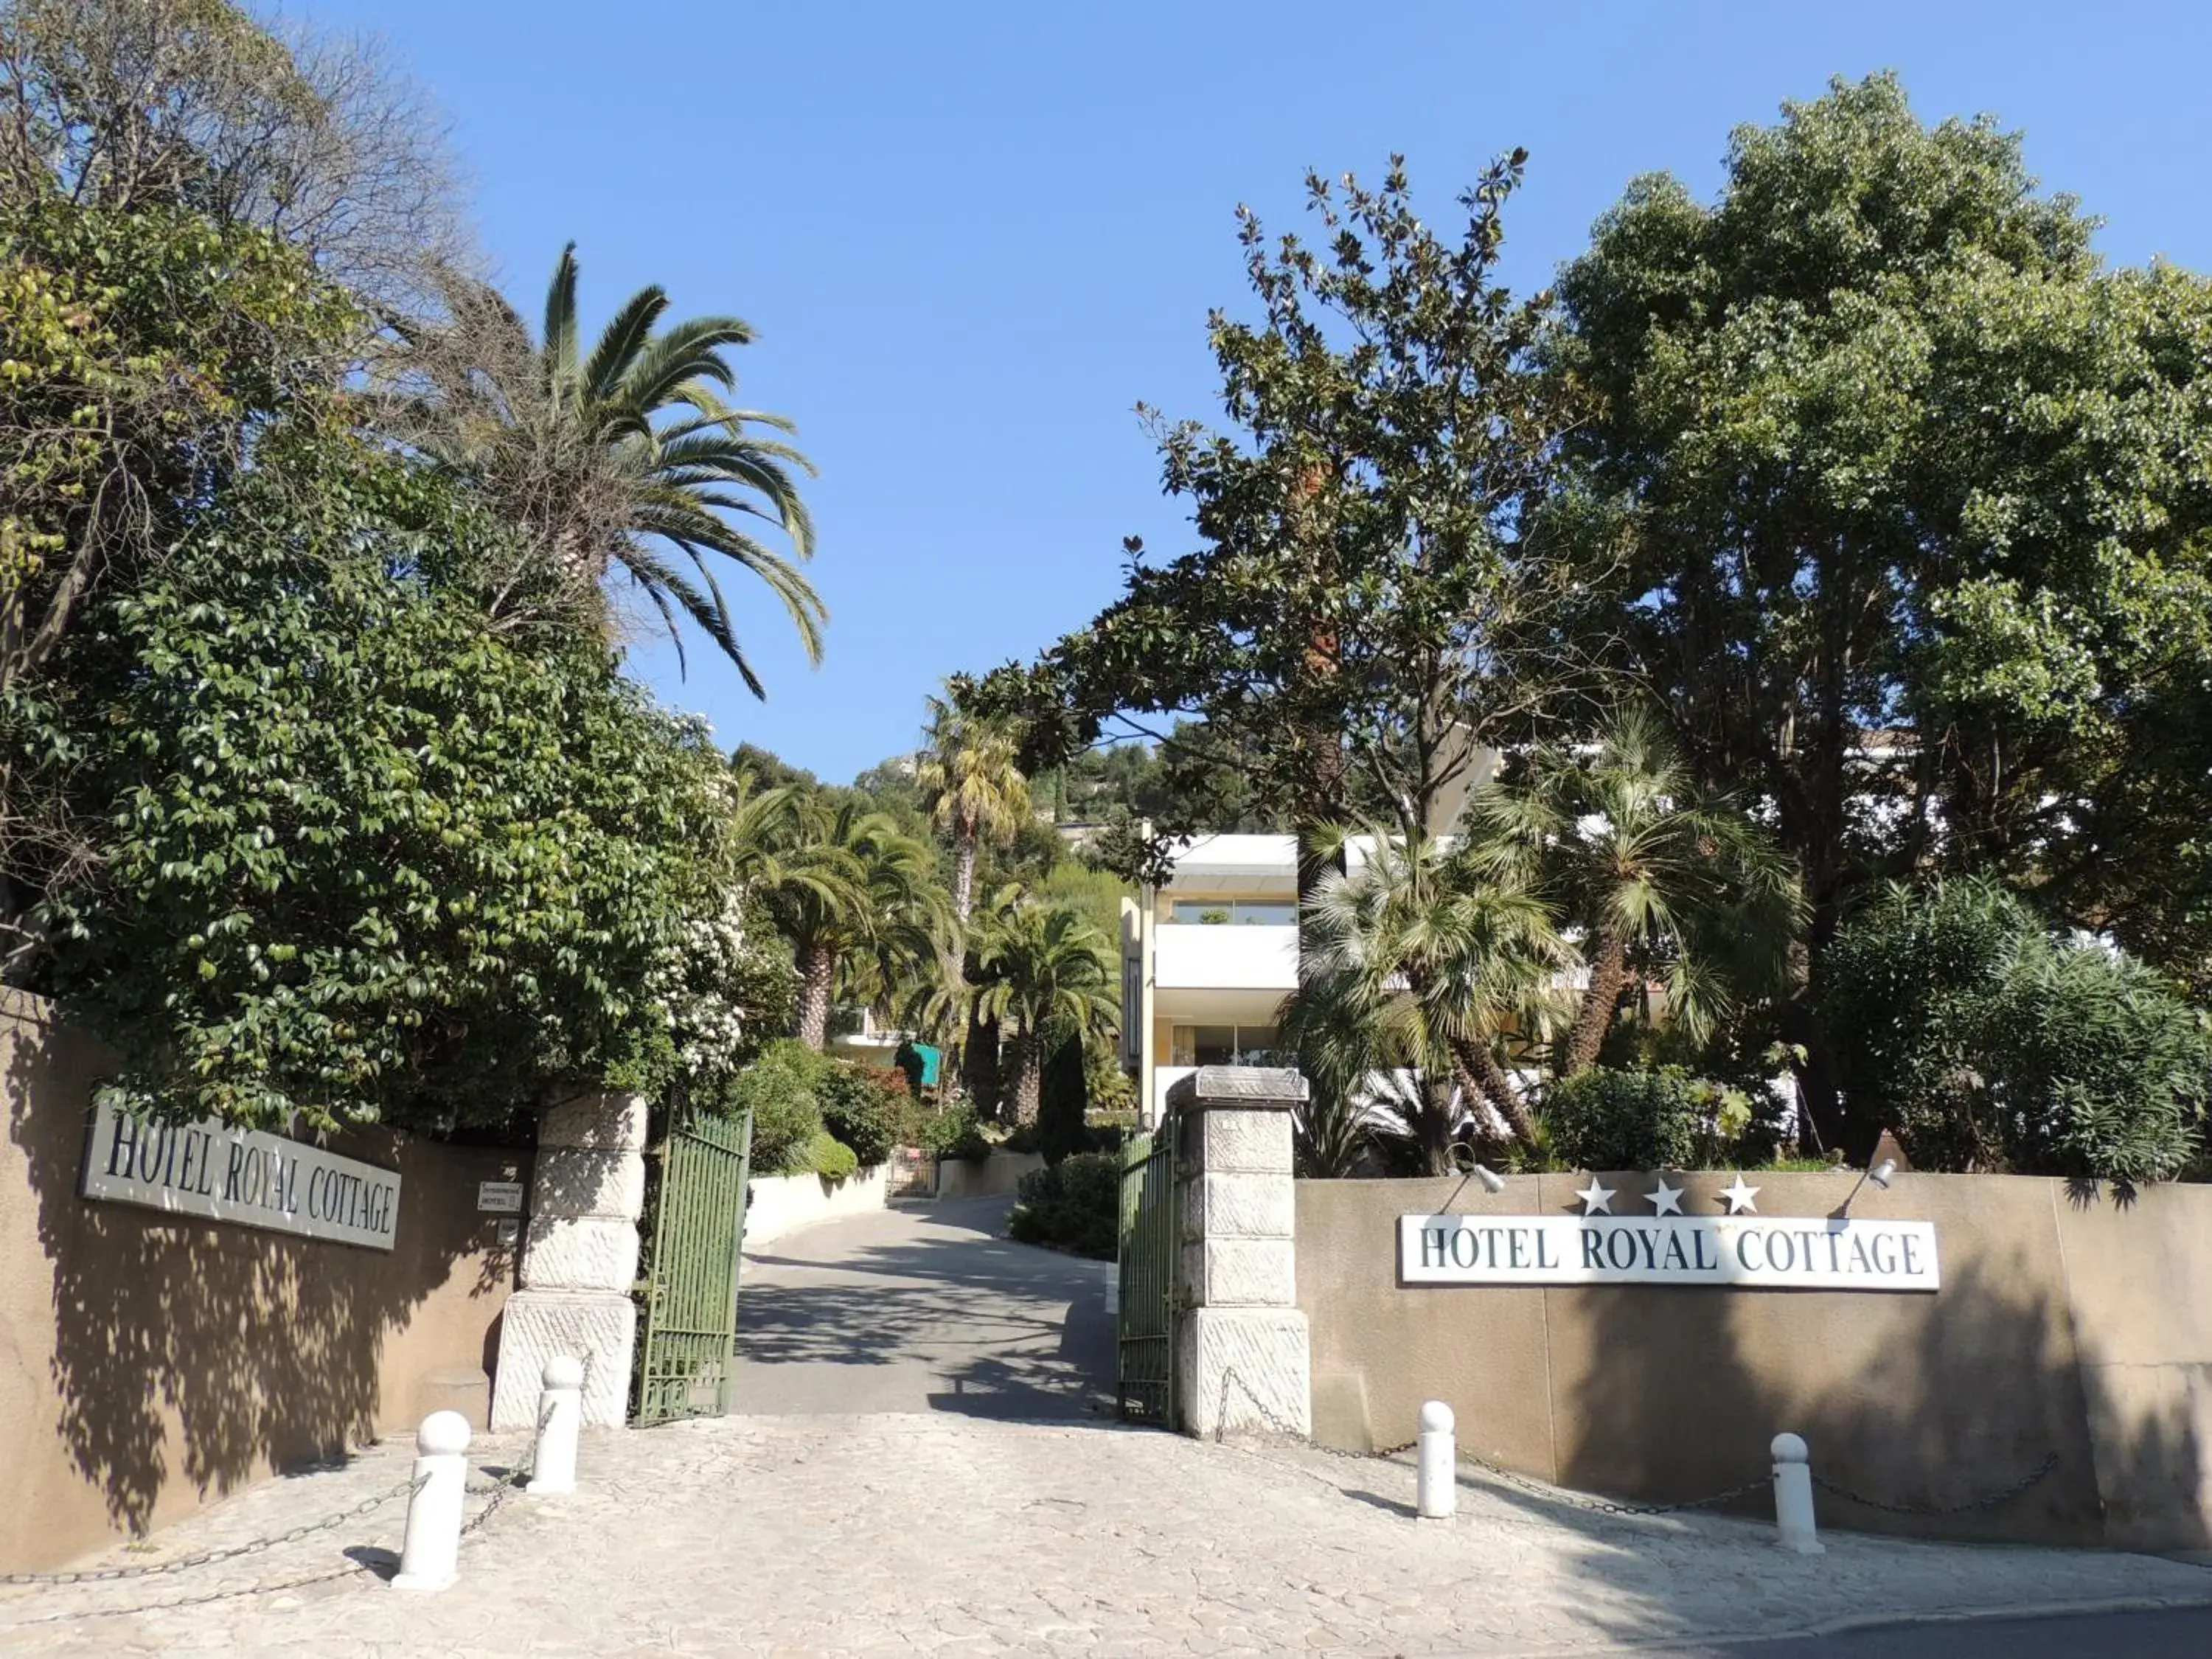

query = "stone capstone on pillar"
1165;1066;1312;1441
492;1090;649;1430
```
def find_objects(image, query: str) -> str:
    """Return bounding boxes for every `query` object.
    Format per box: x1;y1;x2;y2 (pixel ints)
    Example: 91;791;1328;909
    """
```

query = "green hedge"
1006;1152;1120;1259
806;1129;858;1183
1543;1066;1749;1172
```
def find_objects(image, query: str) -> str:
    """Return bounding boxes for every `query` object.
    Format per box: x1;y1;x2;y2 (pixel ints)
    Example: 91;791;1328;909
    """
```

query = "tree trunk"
1006;1033;1043;1127
1416;1071;1456;1175
1559;928;1627;1078
796;939;836;1048
964;1009;1002;1118
1447;1034;1538;1147
951;836;977;924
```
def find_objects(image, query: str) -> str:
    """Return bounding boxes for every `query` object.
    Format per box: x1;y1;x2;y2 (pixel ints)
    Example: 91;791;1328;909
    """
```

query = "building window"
1169;1024;1285;1066
1166;900;1296;926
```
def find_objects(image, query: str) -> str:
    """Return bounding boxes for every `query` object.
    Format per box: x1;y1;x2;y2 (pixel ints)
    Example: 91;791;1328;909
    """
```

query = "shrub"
1820;877;2210;1186
908;1102;985;1158
817;1062;907;1168
1543;1066;1750;1171
943;1120;994;1163
1006;1152;1121;1259
807;1130;859;1183
728;1038;827;1175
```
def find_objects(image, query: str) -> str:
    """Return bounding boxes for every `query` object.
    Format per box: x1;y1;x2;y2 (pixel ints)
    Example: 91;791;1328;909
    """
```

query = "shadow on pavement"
733;1197;1116;1419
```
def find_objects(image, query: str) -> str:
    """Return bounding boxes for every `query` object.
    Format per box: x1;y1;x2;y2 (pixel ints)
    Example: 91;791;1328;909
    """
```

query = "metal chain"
1458;1455;1769;1517
0;1472;425;1589
459;1397;557;1537
0;1560;377;1627
1811;1453;2059;1517
4;1402;554;1607
1216;1367;1767;1519
1215;1363;2062;1525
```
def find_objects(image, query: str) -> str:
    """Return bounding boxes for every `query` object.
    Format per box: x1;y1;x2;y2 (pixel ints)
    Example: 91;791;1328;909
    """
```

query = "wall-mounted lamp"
1447;1147;1509;1197
1836;1151;1898;1217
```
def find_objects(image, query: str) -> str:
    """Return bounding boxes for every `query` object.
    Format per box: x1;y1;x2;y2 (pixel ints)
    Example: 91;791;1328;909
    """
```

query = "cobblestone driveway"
4;1413;2208;1656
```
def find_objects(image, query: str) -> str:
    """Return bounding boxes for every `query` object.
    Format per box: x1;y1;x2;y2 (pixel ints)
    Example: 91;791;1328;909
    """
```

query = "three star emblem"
1569;1175;1761;1216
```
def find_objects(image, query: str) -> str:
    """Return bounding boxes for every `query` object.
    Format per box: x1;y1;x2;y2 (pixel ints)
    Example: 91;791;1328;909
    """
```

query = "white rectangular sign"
476;1180;524;1214
1399;1213;1938;1292
80;1097;401;1251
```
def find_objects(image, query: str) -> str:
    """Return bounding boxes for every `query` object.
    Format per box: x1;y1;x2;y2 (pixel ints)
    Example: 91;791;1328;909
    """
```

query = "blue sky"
286;0;2212;783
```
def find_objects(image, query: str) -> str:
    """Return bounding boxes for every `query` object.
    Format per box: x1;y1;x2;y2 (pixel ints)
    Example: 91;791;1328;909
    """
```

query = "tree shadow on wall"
1531;1184;2209;1643
1363;1186;2212;1652
5;1009;517;1540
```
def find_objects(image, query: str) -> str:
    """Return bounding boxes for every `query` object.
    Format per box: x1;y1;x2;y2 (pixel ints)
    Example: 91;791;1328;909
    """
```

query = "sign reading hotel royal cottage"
80;1096;401;1252
1399;1210;1939;1292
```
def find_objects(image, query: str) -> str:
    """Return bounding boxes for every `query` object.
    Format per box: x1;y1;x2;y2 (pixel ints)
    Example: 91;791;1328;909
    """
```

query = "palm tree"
969;892;1119;1125
1464;705;1801;1079
1299;827;1572;1167
914;689;1031;923
385;243;824;693
752;793;942;1048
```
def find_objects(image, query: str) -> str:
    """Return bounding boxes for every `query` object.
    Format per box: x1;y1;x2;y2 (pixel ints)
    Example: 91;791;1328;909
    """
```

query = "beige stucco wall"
0;993;523;1572
1297;1171;2212;1549
934;1151;1045;1200
743;1161;892;1246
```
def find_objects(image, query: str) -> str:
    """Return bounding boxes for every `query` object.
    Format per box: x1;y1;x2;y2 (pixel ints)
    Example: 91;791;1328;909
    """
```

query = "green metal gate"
634;1107;753;1426
1116;1125;1179;1425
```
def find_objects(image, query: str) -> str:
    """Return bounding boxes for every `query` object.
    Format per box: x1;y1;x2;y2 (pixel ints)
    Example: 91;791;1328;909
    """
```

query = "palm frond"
618;317;755;411
542;242;583;394
583;284;671;404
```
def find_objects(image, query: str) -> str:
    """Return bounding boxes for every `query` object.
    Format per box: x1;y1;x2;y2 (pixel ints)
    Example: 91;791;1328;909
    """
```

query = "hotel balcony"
1152;922;1298;993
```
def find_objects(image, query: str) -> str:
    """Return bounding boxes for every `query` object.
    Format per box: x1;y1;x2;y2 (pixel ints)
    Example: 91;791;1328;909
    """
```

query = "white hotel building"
1116;748;1503;1123
1119;834;1304;1123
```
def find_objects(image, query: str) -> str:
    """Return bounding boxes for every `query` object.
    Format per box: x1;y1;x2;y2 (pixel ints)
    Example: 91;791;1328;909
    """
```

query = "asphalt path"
728;1192;1118;1418
1653;1604;2212;1656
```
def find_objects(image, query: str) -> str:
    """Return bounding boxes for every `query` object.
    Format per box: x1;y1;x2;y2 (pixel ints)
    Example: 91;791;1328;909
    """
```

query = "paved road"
7;1202;2208;1654
729;1194;1119;1418
7;1415;2208;1655
1667;1606;2212;1655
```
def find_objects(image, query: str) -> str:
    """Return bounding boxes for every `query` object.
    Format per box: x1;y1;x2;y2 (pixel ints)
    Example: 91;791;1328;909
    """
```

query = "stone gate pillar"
1168;1066;1311;1440
491;1090;647;1430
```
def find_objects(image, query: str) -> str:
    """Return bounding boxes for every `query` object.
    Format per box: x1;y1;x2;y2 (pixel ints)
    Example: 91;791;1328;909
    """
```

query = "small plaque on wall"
476;1180;525;1214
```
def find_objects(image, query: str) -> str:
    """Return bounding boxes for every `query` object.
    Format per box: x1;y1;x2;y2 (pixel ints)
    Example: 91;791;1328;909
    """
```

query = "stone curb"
1473;1587;2212;1655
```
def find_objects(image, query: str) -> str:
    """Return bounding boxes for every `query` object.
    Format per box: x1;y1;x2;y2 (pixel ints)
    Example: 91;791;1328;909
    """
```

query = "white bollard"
1770;1432;1825;1554
392;1411;472;1591
528;1354;583;1498
1416;1400;1457;1520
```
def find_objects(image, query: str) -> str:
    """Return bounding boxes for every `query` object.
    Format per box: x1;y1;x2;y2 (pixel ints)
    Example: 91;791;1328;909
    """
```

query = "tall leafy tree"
969;893;1119;1126
978;156;1606;889
32;434;773;1130
385;243;824;693
1466;706;1801;1078
1553;73;2212;1143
